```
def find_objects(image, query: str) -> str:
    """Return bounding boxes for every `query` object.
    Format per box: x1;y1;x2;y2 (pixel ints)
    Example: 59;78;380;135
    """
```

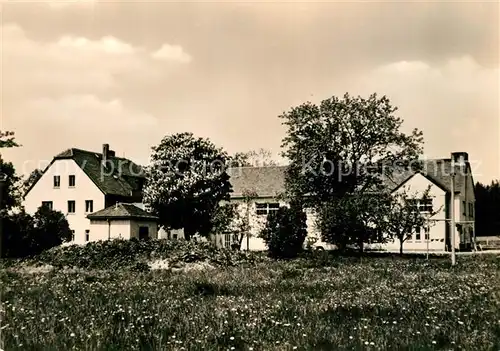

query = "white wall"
89;219;130;241
213;198;323;251
24;159;105;244
368;173;450;252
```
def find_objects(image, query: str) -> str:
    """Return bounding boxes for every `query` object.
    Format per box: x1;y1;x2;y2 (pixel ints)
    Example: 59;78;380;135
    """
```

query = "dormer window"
69;175;76;187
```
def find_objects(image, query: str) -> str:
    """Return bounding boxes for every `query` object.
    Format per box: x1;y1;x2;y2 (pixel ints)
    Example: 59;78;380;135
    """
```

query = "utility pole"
426;217;430;260
450;169;456;266
0;172;6;259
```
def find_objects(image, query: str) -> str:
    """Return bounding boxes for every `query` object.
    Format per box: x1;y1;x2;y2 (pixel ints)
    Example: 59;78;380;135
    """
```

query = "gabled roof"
25;148;145;198
227;158;472;199
227;166;287;198
87;203;158;221
381;159;469;194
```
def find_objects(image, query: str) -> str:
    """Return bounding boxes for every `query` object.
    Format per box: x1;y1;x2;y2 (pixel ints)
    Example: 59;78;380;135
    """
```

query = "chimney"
102;144;110;164
451;152;468;175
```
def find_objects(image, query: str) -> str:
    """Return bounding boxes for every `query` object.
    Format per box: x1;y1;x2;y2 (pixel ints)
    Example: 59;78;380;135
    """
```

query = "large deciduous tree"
143;133;232;241
280;93;424;204
280;93;424;250
230;148;279;167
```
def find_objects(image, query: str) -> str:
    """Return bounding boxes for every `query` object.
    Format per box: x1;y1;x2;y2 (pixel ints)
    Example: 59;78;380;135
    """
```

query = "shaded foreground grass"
1;255;500;350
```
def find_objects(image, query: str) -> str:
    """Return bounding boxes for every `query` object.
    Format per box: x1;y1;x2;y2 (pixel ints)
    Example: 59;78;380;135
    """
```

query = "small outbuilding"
86;203;159;242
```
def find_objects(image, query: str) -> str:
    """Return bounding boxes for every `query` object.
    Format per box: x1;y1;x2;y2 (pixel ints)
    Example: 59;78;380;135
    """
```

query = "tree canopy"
280;93;425;251
143;133;232;240
280;93;424;205
230;148;279;167
475;180;500;236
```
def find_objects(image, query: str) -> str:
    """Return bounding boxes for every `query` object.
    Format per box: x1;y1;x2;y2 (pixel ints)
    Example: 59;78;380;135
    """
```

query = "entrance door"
139;226;149;240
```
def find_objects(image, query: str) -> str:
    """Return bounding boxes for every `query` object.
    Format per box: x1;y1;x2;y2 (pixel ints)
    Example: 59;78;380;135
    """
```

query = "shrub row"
31;239;269;270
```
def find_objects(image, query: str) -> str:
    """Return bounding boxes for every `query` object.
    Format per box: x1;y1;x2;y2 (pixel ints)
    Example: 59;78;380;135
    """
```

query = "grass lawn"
1;255;500;350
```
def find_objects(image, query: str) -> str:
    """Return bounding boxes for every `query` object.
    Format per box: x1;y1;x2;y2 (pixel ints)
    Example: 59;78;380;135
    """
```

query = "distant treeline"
475;180;500;236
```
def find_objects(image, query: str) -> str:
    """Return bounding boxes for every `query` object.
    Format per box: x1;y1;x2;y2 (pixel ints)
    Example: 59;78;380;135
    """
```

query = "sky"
0;0;498;183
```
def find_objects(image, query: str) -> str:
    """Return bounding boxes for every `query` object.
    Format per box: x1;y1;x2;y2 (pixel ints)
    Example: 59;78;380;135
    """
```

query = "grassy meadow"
1;254;500;350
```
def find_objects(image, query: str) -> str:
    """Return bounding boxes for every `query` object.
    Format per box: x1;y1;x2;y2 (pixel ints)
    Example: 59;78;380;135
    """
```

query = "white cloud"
56;35;136;55
347;55;499;182
25;95;158;129
1;23;192;100
151;43;192;63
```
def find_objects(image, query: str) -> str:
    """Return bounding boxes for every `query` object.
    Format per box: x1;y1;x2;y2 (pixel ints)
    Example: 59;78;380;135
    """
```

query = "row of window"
53;175;76;188
407;198;433;213
42;200;94;213
407;226;430;243
256;203;280;215
71;230;90;242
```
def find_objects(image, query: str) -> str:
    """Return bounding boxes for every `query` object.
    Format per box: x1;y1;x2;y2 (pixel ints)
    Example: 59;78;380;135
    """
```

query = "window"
224;233;232;248
41;201;53;210
408;198;433;213
139;226;149;240
53;176;60;188
415;227;421;241
173;233;178;240
85;230;90;242
424;227;430;241
462;201;466;216
419;199;433;212
469;203;474;218
71;230;75;241
85;200;94;213
256;203;280;216
67;200;76;213
69;175;76;187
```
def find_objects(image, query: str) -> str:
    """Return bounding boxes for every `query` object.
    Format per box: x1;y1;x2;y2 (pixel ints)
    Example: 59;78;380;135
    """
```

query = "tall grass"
1;255;500;350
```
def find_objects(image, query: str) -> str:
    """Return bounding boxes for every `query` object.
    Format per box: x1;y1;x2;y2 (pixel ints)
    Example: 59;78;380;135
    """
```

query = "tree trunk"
399;240;404;256
358;238;364;254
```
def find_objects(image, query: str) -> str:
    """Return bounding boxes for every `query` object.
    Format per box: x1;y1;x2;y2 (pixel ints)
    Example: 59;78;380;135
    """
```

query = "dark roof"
227;166;287;198
382;159;468;194
87;203;158;221
227;159;471;199
26;148;145;198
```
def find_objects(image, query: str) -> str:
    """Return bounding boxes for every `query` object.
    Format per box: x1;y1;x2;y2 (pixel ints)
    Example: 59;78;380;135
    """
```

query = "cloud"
151;44;192;63
24;94;158;129
1;23;192;101
56;35;136;55
347;55;499;182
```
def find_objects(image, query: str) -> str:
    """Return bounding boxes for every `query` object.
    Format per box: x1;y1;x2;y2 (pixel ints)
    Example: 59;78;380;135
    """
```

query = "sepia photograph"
0;0;499;349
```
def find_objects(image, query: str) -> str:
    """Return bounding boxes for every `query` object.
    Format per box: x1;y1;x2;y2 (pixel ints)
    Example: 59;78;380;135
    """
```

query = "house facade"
209;166;333;250
86;203;159;241
211;152;476;253
23;144;145;244
23;143;475;253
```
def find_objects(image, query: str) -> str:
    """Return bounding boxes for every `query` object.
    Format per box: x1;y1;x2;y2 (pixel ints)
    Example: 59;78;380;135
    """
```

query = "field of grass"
1;254;500;350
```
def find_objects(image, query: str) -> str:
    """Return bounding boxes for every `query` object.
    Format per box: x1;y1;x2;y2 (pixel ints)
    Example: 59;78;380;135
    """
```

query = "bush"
1;206;72;258
33;239;268;270
259;204;307;259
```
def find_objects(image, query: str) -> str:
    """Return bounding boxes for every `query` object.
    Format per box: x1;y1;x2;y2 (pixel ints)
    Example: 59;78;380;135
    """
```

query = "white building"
23;144;145;244
87;203;159;241
23;143;475;253
211;152;476;253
